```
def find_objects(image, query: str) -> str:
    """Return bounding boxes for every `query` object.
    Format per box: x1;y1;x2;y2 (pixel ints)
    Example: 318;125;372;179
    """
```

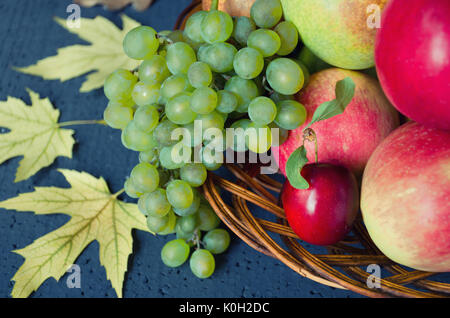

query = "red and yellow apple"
272;68;399;178
280;0;388;70
202;0;255;17
375;0;450;131
361;122;450;272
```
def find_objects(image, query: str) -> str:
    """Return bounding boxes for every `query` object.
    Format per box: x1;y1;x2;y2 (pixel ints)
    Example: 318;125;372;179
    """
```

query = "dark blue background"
0;0;364;298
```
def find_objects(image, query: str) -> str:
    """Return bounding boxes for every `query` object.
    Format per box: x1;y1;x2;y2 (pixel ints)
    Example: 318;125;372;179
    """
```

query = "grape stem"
302;128;319;163
210;0;219;11
58;119;106;127
156;33;173;44
262;76;274;95
192;229;202;250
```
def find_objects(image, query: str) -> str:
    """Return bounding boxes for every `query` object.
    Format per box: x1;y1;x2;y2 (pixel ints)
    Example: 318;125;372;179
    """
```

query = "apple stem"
303;128;319;163
210;0;219;11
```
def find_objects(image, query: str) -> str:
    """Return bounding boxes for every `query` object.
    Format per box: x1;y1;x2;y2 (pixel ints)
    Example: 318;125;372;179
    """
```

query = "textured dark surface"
0;0;365;298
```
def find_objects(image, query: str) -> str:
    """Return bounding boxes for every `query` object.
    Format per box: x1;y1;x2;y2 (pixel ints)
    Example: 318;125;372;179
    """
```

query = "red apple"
361;122;450;272
281;163;359;246
375;0;450;131
272;68;399;178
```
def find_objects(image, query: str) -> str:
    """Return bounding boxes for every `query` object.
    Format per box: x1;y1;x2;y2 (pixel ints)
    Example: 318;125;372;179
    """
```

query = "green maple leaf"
15;15;141;92
0;89;75;182
0;169;150;298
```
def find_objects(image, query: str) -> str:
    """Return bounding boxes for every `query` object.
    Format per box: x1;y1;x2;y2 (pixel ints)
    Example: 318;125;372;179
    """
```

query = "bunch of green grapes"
103;0;309;278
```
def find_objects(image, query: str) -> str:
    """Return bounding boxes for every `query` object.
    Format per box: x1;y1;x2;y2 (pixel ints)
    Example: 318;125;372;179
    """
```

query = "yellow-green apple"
280;0;388;70
375;0;450;131
272;68;399;178
361;122;450;272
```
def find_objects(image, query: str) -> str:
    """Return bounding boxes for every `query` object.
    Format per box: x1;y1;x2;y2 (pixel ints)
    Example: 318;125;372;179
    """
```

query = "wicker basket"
177;0;450;298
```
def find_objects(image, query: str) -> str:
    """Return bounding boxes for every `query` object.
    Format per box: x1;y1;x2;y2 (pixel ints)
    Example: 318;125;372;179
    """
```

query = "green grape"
182;32;203;52
139;188;171;217
275;100;307;130
248;96;277;126
103;102;134;129
203;229;230;254
108;98;135;108
197;110;225;132
198;42;236;73
167;30;185;43
197;203;220;231
228;118;251;152
295;59;311;88
159;144;190;170
181;122;203;147
184;10;208;44
200;10;233;44
161;239;190;267
187;62;212;88
270;92;294;103
160;74;194;103
250;0;282;28
180;163;207;187
130;162;159;193
175;222;195;243
201;146;223;171
178;213;199;234
157;209;177;235
246;122;272;154
123;26;159;60
266;58;305;95
166;42;197;75
139;148;157;163
138;55;171;84
190;87;217;115
269;122;289;147
165;92;197;125
197;44;210;62
203;127;226;152
124;178;142;199
133;105;159;132
121;121;158;151
190;249;215;279
131;81;161;107
224;76;259;113
153;119;181;147
104;69;137;101
232;16;256;46
274;21;299;56
233;47;264;80
166;180;194;210
247;29;281;58
159;146;183;170
216;90;238;114
146;213;170;233
173;191;200;216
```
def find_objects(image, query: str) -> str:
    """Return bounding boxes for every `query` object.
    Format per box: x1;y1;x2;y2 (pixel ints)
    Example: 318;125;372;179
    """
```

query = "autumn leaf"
0;169;150;298
15;15;141;92
74;0;154;11
0;89;75;182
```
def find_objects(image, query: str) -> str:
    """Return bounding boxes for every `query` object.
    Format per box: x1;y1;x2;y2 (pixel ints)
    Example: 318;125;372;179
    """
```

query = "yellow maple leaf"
16;15;141;92
0;89;75;182
0;169;150;298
